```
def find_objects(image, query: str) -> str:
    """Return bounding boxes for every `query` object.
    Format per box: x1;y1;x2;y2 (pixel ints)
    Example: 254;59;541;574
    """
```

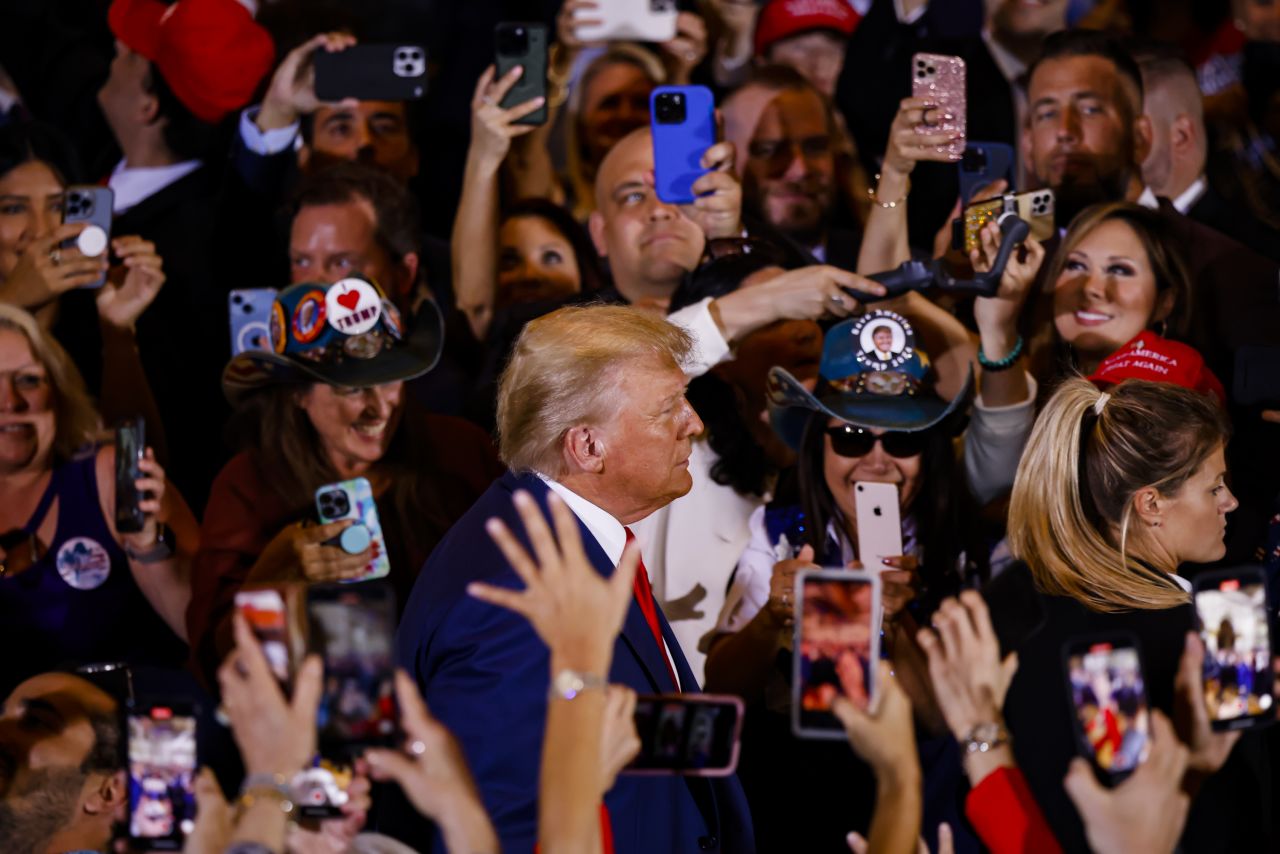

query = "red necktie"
624;527;679;690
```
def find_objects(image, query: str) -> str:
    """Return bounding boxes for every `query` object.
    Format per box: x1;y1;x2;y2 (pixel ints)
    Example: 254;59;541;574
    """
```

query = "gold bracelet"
868;173;911;209
236;783;294;817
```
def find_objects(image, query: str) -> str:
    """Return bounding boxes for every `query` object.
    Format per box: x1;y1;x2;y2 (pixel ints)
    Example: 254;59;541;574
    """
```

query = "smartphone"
1064;633;1151;784
912;53;966;158
575;0;678;43
62;185;113;288
792;568;882;740
306;582;398;754
650;85;716;204
227;288;275;356
958;141;1015;204
1193;567;1276;731
626;694;744;776
956;189;1054;253
126;700;198;850
854;482;904;566
495;23;548;126
315;477;390;582
292;756;357;819
234;584;305;693
115;416;146;535
314;45;427;101
1234;345;1280;406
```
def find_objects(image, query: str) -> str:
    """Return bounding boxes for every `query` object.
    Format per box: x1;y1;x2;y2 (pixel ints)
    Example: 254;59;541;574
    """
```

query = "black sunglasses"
825;424;929;459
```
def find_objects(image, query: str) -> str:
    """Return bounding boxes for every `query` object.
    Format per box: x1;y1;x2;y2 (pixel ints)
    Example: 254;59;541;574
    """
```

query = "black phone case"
314;45;427;102
62;185;114;288
1192;565;1278;732
125;699;198;851
495;23;548;126
1062;631;1145;786
115;416;146;534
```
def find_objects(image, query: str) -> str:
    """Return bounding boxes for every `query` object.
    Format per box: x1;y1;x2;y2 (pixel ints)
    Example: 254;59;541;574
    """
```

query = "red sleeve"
965;766;1062;854
185;453;289;689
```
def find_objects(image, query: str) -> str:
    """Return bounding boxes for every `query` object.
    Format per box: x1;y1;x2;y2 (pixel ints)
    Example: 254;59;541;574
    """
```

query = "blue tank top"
0;451;186;694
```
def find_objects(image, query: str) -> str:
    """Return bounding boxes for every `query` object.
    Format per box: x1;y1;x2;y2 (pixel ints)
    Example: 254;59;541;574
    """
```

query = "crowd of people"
1;0;1279;852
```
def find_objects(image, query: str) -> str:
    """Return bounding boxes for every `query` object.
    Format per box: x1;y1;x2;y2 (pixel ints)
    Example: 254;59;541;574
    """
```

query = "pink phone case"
912;53;966;158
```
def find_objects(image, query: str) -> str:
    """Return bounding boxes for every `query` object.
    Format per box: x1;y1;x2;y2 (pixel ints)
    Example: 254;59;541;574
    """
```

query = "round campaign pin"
852;310;916;372
55;537;112;590
291;289;328;344
338;523;372;555
325;279;383;336
269;301;288;353
77;225;108;258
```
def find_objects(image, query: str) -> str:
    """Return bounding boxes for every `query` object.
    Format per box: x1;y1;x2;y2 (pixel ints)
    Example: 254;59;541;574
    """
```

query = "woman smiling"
186;279;504;685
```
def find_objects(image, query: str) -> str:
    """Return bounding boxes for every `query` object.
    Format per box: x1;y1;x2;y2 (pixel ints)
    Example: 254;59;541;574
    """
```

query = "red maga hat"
755;0;860;57
109;0;275;124
1088;332;1226;406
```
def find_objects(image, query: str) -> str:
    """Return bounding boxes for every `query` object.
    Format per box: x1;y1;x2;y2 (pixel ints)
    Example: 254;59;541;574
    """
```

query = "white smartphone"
853;482;904;566
575;0;678;43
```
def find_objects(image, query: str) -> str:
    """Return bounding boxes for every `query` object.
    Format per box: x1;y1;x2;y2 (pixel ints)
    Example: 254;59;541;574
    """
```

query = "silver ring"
49;247;61;267
409;739;427;757
830;293;845;305
481;95;496;106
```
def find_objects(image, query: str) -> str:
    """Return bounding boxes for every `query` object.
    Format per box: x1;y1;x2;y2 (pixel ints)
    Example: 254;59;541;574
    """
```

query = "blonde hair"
0;304;101;463
497;304;693;476
566;44;666;221
1009;377;1229;612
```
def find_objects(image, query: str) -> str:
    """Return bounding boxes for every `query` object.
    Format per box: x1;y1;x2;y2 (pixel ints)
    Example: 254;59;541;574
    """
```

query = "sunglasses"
825;424;929;459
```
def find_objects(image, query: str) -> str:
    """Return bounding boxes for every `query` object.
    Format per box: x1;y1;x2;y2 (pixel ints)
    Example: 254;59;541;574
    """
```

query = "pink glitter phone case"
912;53;967;158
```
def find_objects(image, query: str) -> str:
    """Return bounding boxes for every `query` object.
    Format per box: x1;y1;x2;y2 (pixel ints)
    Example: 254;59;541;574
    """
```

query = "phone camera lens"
654;92;686;125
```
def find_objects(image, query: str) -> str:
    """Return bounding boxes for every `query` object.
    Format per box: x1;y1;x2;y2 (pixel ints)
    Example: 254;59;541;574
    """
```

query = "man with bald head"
588;127;741;306
1139;50;1280;261
0;672;123;854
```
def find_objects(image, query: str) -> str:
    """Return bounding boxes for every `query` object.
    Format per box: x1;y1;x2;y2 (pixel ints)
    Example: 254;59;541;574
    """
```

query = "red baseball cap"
755;0;860;57
109;0;275;124
1088;332;1226;406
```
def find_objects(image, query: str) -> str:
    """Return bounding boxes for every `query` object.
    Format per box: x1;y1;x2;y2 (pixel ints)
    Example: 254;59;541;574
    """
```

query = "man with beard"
0;672;123;854
723;66;857;269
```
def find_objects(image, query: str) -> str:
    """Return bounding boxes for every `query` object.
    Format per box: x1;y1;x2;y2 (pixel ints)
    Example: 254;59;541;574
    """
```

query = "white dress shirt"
108;158;201;214
536;474;683;689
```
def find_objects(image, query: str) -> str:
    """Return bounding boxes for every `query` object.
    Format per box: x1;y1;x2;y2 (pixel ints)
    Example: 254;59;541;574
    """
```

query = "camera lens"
654;92;686;125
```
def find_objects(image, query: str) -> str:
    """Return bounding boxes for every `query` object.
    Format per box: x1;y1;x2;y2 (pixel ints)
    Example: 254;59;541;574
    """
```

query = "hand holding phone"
854;481;904;568
1064;633;1151;784
650;85;716;204
626;694;744;775
495;23;548;126
574;0;678;43
793;568;882;739
911;53;966;159
315;477;391;582
62;185;114;288
314;44;427;101
1191;567;1275;731
126;700;198;850
234;584;305;692
115;416;147;534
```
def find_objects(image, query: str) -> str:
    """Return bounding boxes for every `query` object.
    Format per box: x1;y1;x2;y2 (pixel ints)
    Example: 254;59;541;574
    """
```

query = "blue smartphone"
315;477;391;582
650;85;716;205
228;288;276;356
958;140;1015;204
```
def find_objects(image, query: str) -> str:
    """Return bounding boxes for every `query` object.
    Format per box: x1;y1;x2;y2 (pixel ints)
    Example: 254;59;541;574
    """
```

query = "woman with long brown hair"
186;280;503;685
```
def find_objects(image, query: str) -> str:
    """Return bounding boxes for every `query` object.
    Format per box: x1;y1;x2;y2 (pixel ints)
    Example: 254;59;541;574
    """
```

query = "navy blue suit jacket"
386;471;755;853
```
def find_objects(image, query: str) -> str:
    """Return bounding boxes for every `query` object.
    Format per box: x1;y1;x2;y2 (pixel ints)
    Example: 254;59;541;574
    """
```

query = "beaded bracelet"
868;173;911;209
977;334;1024;372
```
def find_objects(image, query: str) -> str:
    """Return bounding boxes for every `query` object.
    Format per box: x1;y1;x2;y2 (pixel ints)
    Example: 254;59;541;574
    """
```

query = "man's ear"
588;210;609;259
83;769;127;818
395;251;421;304
1170;114;1196;157
1132;113;1154;169
563;424;606;475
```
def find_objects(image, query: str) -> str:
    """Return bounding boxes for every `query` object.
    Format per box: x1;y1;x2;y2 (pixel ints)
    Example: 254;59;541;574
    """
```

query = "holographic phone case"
912;53;966;158
315;477;390;582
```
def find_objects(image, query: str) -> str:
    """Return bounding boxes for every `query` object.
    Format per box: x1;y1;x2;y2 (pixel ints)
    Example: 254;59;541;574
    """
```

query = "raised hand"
468;64;546;170
683;141;742;240
257;32;359;131
96;236;165;331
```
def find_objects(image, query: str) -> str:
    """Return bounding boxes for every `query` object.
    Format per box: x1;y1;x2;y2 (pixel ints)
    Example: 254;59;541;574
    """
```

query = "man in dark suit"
389;305;754;853
1138;49;1280;262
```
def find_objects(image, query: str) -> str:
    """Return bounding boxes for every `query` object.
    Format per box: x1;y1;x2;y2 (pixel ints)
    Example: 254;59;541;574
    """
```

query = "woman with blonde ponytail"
983;376;1239;852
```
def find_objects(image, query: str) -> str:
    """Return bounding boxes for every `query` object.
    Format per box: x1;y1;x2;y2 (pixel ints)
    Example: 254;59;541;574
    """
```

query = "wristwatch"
961;721;1010;754
125;522;173;563
548;669;607;701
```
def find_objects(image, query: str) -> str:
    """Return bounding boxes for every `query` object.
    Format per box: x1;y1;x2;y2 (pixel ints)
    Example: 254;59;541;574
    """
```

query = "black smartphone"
958;141;1015;204
1064;633;1151;784
1193;567;1276;731
62;185;114;288
306;581;398;753
495;22;548;126
792;569;882;740
625;694;744;776
314;44;427;102
125;700;198;850
114;416;146;535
